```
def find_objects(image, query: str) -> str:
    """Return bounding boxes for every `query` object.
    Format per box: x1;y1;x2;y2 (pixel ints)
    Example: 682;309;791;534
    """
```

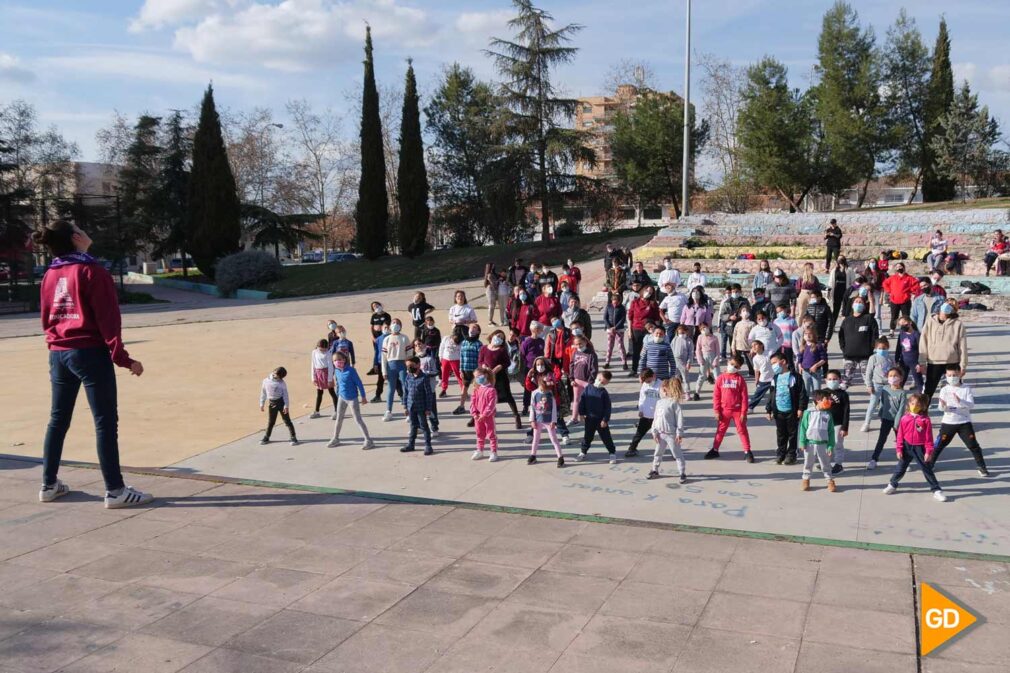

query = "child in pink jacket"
470;366;499;462
883;393;948;502
706;355;752;461
693;322;720;400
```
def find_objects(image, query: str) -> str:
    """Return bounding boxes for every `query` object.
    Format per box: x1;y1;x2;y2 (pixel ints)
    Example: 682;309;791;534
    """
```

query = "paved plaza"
3;260;1010;670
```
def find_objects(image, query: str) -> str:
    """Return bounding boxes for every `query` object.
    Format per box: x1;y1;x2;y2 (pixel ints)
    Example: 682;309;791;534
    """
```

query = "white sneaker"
471;450;484;461
866;460;877;470
39;480;69;503
882;484;897;495
860;423;870;433
488;453;499;462
432;430;440;438
383;411;393;422
309;412;321;419
105;486;154;509
361;440;375;450
327;439;341;448
933;490;949;502
561;435;570;445
331;412;338;420
609;456;618;465
575;453;587;462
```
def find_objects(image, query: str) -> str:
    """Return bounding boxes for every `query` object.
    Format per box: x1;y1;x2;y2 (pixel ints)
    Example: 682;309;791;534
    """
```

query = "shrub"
555;219;582;238
215;250;282;296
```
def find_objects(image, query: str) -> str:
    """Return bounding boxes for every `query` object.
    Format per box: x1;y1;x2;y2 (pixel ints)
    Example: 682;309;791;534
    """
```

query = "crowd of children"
253;251;989;504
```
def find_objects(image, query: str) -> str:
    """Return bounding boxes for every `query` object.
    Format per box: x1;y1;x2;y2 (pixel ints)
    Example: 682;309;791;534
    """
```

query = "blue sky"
1;0;1008;164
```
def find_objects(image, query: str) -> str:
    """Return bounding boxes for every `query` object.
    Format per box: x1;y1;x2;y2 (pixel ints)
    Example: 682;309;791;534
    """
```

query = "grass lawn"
258;227;661;298
840;196;1010;212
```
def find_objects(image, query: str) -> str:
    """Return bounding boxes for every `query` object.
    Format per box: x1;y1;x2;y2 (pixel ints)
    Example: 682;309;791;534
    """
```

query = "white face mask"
327;323;337;331
946;375;960;386
536;364;546;372
726;365;738;374
595;377;607;387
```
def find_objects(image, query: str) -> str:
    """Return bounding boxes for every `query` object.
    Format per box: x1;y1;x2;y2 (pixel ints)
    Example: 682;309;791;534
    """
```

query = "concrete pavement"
1;457;1007;672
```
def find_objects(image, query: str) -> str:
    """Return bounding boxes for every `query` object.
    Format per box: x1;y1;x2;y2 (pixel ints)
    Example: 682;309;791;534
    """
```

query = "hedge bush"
215;250;282;296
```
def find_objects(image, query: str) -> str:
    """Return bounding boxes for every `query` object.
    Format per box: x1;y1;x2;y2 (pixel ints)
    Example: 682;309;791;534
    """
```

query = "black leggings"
495;378;520;417
889;301;911;331
265;399;296;439
871;418;897;461
631;329;647;372
315;387;339;412
627;417;654;452
825;245;840;271
582;417;617;454
929;422;987;471
923;363;950;400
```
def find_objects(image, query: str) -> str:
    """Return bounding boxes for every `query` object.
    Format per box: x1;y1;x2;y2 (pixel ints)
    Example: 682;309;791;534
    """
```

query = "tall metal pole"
680;0;692;219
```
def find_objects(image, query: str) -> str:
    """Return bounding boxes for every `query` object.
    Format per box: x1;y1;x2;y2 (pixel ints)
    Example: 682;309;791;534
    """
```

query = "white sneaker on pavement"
104;486;154;509
866;460;877;470
489;453;499;462
327;439;340;448
882;484;897;495
39;480;69;502
382;411;393;422
933;490;949;502
609;456;618;465
361;440;375;450
575;452;587;462
860;423;870;433
471;450;484;461
309;412;320;419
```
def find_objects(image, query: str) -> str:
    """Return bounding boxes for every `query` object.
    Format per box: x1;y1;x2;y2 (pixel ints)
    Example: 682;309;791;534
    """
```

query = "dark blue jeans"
43;348;124;491
406;408;432;449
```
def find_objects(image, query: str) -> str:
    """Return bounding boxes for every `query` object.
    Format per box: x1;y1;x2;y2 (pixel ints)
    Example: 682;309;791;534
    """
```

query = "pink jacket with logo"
470;383;498;420
713;372;748;413
895;413;934;453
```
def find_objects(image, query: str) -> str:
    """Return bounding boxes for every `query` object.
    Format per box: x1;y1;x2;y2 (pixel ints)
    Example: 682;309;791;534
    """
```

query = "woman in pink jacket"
680;287;714;342
470;367;499;462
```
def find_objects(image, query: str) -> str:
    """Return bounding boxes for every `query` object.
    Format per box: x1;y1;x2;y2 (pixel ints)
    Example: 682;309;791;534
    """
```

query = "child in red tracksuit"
470;366;499;462
706;355;753;461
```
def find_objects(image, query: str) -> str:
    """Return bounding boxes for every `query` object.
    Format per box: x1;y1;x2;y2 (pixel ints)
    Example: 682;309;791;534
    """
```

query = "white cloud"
455;9;511;36
953;62;978;87
130;0;235;32
988;65;1010;94
40;50;262;90
134;0;439;72
0;53;36;83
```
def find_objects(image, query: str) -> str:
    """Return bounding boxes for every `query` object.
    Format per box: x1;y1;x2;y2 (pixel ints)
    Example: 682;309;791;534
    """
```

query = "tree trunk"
855;178;871;208
538;143;550;240
274;241;280;260
906;169;923;205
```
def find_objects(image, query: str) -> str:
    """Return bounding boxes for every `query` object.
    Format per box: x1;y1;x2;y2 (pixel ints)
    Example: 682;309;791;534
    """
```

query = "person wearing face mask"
658;258;681;296
545;318;572;376
765;352;807;465
824;218;843;272
367;301;392;375
841;279;874;319
746;340;773;411
649;377;688;483
680;287;713;344
563;296;593;341
719;283;750;362
560;262;580;295
794;263;822;322
821;370;850;474
639;325;676;382
861;337;896;433
798;391;838;492
484;265;502;325
628;287;661;376
693;323;721;400
747;310;782;356
310;339;339;419
408;291;435;340
671;325;695;392
707;356;752;461
753;259;773;295
867;367;907;469
534;282;562;326
881;264;920;336
519;325;547;414
910;278;943;332
603;293;628;370
750;287;771;318
884;393;948;502
399;357;436;455
928;363;990;477
381;319;414;420
469;366;499;462
927;230;948;272
772;304;797;365
523;356;571;445
457;325;483;415
528;374;566;467
508;258;529;288
327;324;356;365
929;272;947;299
576;371;619;463
917;300;968;400
419;316;441;356
328;351;374;450
326;319;340;347
803;289;831;343
659;284;687;344
731;306;756;377
539;265;559;293
629;261;652;289
438;329;464;399
829;256;854;330
478;330;522;429
687;263;706;292
606;258;628;297
568;336;599;424
448;291;478;340
510;287;536;337
838;297;879;390
767;270;797;312
894;317;923;391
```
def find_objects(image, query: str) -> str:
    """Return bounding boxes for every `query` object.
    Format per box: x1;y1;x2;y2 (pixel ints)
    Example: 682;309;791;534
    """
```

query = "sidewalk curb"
5;452;1009;564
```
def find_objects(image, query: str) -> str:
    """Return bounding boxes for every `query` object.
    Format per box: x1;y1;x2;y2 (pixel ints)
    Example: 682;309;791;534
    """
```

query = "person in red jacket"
534;283;561;325
35;220;154;509
706;355;753;461
627;286;661;376
881;263;920;336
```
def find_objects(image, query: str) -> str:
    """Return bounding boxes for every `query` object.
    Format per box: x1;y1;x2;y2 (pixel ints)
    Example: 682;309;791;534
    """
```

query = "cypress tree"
396;59;429;258
922;18;956;202
187;84;241;278
355;26;389;260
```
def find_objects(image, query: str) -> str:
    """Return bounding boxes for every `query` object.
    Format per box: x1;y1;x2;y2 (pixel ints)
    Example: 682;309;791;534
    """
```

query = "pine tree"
396;59;429;258
922;18;956;202
118;115;162;254
187;84;241;278
931;82;1001;202
156;110;191;275
355;26;389;260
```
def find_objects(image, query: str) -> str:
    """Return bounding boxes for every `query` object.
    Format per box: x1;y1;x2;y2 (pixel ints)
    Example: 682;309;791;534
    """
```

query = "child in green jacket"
799;390;838;492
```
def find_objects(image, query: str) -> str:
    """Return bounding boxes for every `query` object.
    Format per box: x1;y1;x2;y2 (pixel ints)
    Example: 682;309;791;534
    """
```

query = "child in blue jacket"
328;351;373;449
576;371;618;463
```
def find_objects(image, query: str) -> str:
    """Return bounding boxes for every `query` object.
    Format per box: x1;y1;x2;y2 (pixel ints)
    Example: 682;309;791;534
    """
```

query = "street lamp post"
681;0;691;219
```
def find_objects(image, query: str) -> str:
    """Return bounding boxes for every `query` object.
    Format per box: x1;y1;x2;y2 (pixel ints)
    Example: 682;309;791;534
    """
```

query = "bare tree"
343;82;401;223
285;99;356;257
602;59;658;93
94;111;133;166
698;53;752;213
0;100;79;214
223;107;287;211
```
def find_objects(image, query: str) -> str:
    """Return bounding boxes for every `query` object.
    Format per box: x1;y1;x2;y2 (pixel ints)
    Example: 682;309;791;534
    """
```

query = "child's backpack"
959;280;991;295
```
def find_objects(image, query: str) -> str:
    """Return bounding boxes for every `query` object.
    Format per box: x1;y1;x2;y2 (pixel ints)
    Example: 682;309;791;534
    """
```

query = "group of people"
248;237;992;502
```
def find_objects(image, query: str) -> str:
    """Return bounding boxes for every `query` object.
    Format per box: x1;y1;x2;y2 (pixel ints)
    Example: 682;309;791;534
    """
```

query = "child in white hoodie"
624;368;661;458
671;325;694;391
649;377;687;482
928;363;990;477
260;367;298;445
310;339;338;419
